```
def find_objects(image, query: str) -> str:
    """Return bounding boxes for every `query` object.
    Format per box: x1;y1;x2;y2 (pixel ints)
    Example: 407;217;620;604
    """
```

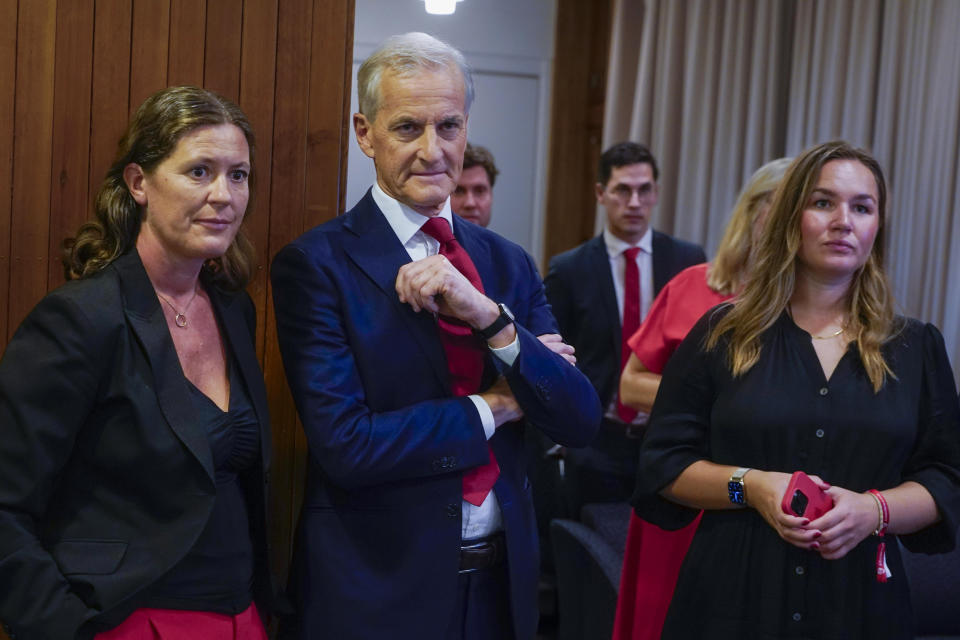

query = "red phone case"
781;471;833;519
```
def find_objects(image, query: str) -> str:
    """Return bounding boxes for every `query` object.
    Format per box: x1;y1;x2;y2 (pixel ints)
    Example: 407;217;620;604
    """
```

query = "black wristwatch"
476;303;515;340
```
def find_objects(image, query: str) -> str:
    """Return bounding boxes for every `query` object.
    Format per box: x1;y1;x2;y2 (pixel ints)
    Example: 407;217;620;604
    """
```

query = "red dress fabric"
612;263;732;640
93;603;267;640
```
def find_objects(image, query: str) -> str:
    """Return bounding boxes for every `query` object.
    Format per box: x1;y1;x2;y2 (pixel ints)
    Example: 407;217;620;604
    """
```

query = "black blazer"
0;251;274;640
544;231;706;407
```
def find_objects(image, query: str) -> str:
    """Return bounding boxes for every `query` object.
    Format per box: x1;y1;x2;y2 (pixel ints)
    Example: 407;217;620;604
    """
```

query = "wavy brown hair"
706;157;792;296
706;141;896;392
63;86;256;291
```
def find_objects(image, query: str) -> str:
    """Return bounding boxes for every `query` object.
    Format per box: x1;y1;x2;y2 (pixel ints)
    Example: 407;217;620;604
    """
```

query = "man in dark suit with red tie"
271;32;601;640
544;142;706;517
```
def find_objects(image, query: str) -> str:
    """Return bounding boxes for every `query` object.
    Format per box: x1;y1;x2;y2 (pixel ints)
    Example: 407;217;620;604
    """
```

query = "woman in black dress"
634;140;960;639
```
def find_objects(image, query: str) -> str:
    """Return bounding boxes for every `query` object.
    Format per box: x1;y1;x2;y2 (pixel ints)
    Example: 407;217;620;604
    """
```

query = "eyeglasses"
607;183;657;203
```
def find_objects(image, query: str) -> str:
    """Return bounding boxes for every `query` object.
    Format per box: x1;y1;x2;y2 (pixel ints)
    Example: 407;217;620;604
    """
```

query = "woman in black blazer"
0;87;274;640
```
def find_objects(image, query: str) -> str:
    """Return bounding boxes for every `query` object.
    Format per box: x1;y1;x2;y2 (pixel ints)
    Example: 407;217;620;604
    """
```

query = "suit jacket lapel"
651;230;671;295
341;191;451;393
115;251;215;484
587;235;622;358
210;285;271;472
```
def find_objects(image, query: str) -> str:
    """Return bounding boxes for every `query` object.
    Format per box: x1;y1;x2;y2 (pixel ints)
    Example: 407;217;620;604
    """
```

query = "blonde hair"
707;157;792;295
706;141;896;392
63;86;256;291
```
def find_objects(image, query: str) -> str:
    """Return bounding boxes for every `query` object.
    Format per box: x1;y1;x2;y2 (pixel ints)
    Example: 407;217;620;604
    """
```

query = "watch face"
500;304;515;321
728;481;745;505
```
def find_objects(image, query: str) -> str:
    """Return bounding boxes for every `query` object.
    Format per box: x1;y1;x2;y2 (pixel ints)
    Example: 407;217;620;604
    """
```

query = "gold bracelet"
869;491;884;536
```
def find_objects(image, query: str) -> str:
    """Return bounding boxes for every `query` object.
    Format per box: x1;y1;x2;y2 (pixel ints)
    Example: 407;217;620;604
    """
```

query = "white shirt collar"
603;225;652;259
371;182;454;242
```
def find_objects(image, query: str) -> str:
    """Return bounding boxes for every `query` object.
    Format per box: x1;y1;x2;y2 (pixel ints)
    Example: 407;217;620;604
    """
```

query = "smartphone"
781;471;833;519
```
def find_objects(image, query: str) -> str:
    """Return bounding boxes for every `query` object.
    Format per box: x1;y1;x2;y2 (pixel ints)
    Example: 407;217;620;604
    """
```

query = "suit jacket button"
445;503;459;518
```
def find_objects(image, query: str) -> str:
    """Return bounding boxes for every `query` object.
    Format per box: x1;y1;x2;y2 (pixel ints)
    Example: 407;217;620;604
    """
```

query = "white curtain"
603;0;960;381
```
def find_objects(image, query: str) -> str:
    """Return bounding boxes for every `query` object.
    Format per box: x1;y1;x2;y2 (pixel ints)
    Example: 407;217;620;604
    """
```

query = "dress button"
819;387;828;396
795;565;805;575
792;612;802;622
815;429;825;438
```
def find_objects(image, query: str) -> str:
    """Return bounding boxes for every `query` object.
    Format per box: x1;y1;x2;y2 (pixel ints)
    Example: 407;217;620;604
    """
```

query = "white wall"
347;0;557;263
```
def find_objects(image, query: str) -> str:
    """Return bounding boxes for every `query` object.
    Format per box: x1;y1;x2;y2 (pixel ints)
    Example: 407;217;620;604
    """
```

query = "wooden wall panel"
128;0;169;113
543;0;613;266
204;0;243;101
8;1;56;337
0;0;356;634
88;0;132;198
47;0;95;290
0;0;17;346
167;0;207;87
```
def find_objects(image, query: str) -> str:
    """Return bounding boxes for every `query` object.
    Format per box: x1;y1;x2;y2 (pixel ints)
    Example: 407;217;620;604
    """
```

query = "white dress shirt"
602;226;653;425
372;184;518;539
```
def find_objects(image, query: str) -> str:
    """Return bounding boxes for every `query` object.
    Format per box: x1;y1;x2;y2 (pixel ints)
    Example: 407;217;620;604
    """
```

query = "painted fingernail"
802;519;810;526
813;531;822;538
810;542;820;550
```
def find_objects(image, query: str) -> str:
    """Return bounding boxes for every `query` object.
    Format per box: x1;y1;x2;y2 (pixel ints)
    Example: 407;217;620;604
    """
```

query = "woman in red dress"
611;157;791;640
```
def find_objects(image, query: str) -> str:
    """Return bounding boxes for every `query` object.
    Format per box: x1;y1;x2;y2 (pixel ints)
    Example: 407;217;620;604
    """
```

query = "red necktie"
420;217;500;506
617;247;641;423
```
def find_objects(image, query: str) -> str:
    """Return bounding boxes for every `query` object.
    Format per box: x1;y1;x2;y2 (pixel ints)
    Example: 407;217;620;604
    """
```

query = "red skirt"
94;603;267;640
612;511;701;640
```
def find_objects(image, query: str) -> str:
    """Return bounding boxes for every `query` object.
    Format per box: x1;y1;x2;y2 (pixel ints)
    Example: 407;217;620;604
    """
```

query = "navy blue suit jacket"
271;191;601;640
544;232;706;408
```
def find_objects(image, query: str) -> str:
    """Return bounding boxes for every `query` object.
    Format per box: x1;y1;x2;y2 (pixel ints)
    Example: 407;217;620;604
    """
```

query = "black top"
138;360;261;614
634;308;960;640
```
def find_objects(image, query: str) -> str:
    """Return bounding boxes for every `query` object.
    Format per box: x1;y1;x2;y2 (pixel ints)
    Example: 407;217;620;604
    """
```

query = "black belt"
459;532;506;574
601;417;645;440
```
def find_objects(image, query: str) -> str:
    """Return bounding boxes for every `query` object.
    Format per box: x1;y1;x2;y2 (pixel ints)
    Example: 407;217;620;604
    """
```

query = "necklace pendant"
175;313;187;328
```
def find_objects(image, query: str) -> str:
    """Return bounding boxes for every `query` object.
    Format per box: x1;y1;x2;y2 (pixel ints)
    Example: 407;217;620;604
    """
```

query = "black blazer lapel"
115;252;215;484
586;235;622;359
341;191;451;393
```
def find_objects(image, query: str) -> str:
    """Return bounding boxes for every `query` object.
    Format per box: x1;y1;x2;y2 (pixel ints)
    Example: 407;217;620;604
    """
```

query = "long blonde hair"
707;157;792;295
63;86;257;291
706;141;896;392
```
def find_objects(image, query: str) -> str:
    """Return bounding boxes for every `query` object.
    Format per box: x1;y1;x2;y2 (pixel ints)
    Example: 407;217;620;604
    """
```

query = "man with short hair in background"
544;142;706;516
451;142;498;227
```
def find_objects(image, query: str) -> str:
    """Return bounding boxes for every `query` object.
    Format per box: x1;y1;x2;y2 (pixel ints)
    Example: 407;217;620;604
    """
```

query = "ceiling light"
425;0;464;15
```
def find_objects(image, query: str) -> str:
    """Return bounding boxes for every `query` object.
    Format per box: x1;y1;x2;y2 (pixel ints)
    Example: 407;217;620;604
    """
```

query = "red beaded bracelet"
867;489;891;583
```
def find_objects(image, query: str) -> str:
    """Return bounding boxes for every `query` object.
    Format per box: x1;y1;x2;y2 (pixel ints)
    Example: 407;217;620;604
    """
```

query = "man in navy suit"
544;142;706;516
271;32;601;640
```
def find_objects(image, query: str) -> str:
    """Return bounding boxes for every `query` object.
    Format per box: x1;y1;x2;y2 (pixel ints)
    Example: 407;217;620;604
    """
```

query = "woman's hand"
808;487;879;560
747;470;824;550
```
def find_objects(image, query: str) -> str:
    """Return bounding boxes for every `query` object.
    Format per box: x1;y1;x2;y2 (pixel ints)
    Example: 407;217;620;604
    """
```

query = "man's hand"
479;376;523;427
537;333;576;365
396;254;496;325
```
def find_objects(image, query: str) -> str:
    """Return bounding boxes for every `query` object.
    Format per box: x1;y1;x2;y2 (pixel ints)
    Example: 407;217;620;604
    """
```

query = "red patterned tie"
420;217;500;506
617;247;641;423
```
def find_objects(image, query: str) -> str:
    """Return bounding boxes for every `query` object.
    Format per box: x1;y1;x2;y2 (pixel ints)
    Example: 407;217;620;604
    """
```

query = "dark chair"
580;501;632;558
900;533;960;639
551;518;622;640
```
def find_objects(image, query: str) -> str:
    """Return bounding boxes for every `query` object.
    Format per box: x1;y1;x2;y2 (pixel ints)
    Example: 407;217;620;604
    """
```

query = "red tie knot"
623;246;641;261
421;216;455;246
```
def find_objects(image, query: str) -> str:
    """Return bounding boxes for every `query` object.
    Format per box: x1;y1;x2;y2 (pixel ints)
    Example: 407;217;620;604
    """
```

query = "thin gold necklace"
156;284;200;329
811;325;846;340
788;303;847;339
